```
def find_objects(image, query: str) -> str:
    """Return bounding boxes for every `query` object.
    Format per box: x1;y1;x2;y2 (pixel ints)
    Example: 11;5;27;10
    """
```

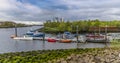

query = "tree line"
42;19;120;33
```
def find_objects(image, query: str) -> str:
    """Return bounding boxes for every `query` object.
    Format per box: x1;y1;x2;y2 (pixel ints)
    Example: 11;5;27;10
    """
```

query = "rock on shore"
55;48;120;63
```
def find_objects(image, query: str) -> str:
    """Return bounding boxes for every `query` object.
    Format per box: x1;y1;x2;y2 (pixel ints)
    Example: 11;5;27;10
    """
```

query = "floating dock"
13;37;33;40
13;36;50;40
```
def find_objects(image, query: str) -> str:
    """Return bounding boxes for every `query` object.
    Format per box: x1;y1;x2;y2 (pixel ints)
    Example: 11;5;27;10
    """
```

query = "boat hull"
60;39;72;43
86;40;108;43
47;38;56;42
86;34;110;43
13;37;33;40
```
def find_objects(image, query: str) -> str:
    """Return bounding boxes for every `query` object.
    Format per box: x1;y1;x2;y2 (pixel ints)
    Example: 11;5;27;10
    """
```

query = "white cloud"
0;0;120;21
0;0;47;21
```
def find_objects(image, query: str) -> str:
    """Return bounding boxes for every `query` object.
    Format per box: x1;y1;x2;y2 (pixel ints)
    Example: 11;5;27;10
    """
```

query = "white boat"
13;36;33;40
86;34;109;42
13;36;50;40
72;35;86;42
107;33;120;40
12;29;46;40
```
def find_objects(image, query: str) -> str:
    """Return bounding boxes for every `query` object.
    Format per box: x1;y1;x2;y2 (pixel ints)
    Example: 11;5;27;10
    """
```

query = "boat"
13;36;33;40
11;35;17;38
12;29;45;40
32;33;45;37
26;30;45;37
47;38;56;42
107;33;120;40
86;25;110;43
59;39;72;43
26;31;34;35
25;30;45;39
72;35;86;42
57;31;74;39
86;34;108;42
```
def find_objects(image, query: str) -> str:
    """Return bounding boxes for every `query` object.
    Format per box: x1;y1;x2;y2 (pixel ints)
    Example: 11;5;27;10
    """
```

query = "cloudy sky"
0;0;120;22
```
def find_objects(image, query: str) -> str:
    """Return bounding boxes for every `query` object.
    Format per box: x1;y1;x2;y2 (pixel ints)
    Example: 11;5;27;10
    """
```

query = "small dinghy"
60;39;72;43
47;38;56;42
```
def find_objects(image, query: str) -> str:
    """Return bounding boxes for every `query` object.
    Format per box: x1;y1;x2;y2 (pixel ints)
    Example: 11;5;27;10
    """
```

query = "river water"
0;26;109;53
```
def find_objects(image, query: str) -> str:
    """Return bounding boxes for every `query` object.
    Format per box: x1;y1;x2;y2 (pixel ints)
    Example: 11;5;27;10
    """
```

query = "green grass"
110;40;120;47
0;48;107;63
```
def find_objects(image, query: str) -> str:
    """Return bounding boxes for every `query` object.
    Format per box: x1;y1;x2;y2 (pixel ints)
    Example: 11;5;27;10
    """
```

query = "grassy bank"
110;40;120;47
0;47;120;63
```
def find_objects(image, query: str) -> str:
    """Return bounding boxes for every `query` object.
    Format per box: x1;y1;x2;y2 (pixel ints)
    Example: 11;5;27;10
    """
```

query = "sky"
0;0;120;22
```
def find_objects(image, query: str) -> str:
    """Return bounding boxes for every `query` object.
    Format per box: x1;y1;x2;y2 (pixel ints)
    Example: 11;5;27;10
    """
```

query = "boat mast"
76;25;79;42
43;25;45;42
99;26;100;35
94;26;96;40
71;25;72;34
42;24;45;50
15;24;17;37
76;25;79;48
105;25;107;42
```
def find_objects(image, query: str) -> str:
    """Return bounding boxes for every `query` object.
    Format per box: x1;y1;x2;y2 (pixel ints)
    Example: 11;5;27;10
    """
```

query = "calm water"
0;26;109;53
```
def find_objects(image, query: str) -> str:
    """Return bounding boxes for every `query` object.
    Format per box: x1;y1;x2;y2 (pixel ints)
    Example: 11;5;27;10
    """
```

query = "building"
52;17;64;22
89;27;120;32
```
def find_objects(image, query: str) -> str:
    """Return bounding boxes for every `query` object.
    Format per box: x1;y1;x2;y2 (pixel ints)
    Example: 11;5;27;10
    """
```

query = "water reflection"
77;42;110;48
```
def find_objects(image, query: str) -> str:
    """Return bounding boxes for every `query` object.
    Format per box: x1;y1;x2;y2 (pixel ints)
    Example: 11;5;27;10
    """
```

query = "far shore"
0;25;43;28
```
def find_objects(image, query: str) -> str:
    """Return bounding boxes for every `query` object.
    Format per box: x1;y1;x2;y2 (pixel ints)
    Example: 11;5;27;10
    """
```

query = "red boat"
47;38;56;42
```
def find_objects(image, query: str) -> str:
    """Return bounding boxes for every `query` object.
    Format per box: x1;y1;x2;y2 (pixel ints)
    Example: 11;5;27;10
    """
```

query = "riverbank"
54;48;120;63
0;46;120;63
0;21;29;28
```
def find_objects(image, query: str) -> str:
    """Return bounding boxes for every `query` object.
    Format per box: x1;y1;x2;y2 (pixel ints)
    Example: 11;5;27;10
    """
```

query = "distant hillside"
0;21;27;28
14;21;43;25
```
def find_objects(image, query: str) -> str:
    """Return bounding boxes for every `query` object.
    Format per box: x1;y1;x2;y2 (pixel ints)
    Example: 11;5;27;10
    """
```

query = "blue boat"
57;32;73;39
26;30;45;37
32;33;45;37
26;29;36;35
26;31;34;35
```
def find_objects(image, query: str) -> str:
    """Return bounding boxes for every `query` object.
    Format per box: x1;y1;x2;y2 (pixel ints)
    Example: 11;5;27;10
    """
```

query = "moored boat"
10;35;17;38
59;39;72;43
26;30;45;37
26;31;34;35
72;35;86;42
12;29;45;40
13;36;33;40
47;38;56;42
86;34;108;42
